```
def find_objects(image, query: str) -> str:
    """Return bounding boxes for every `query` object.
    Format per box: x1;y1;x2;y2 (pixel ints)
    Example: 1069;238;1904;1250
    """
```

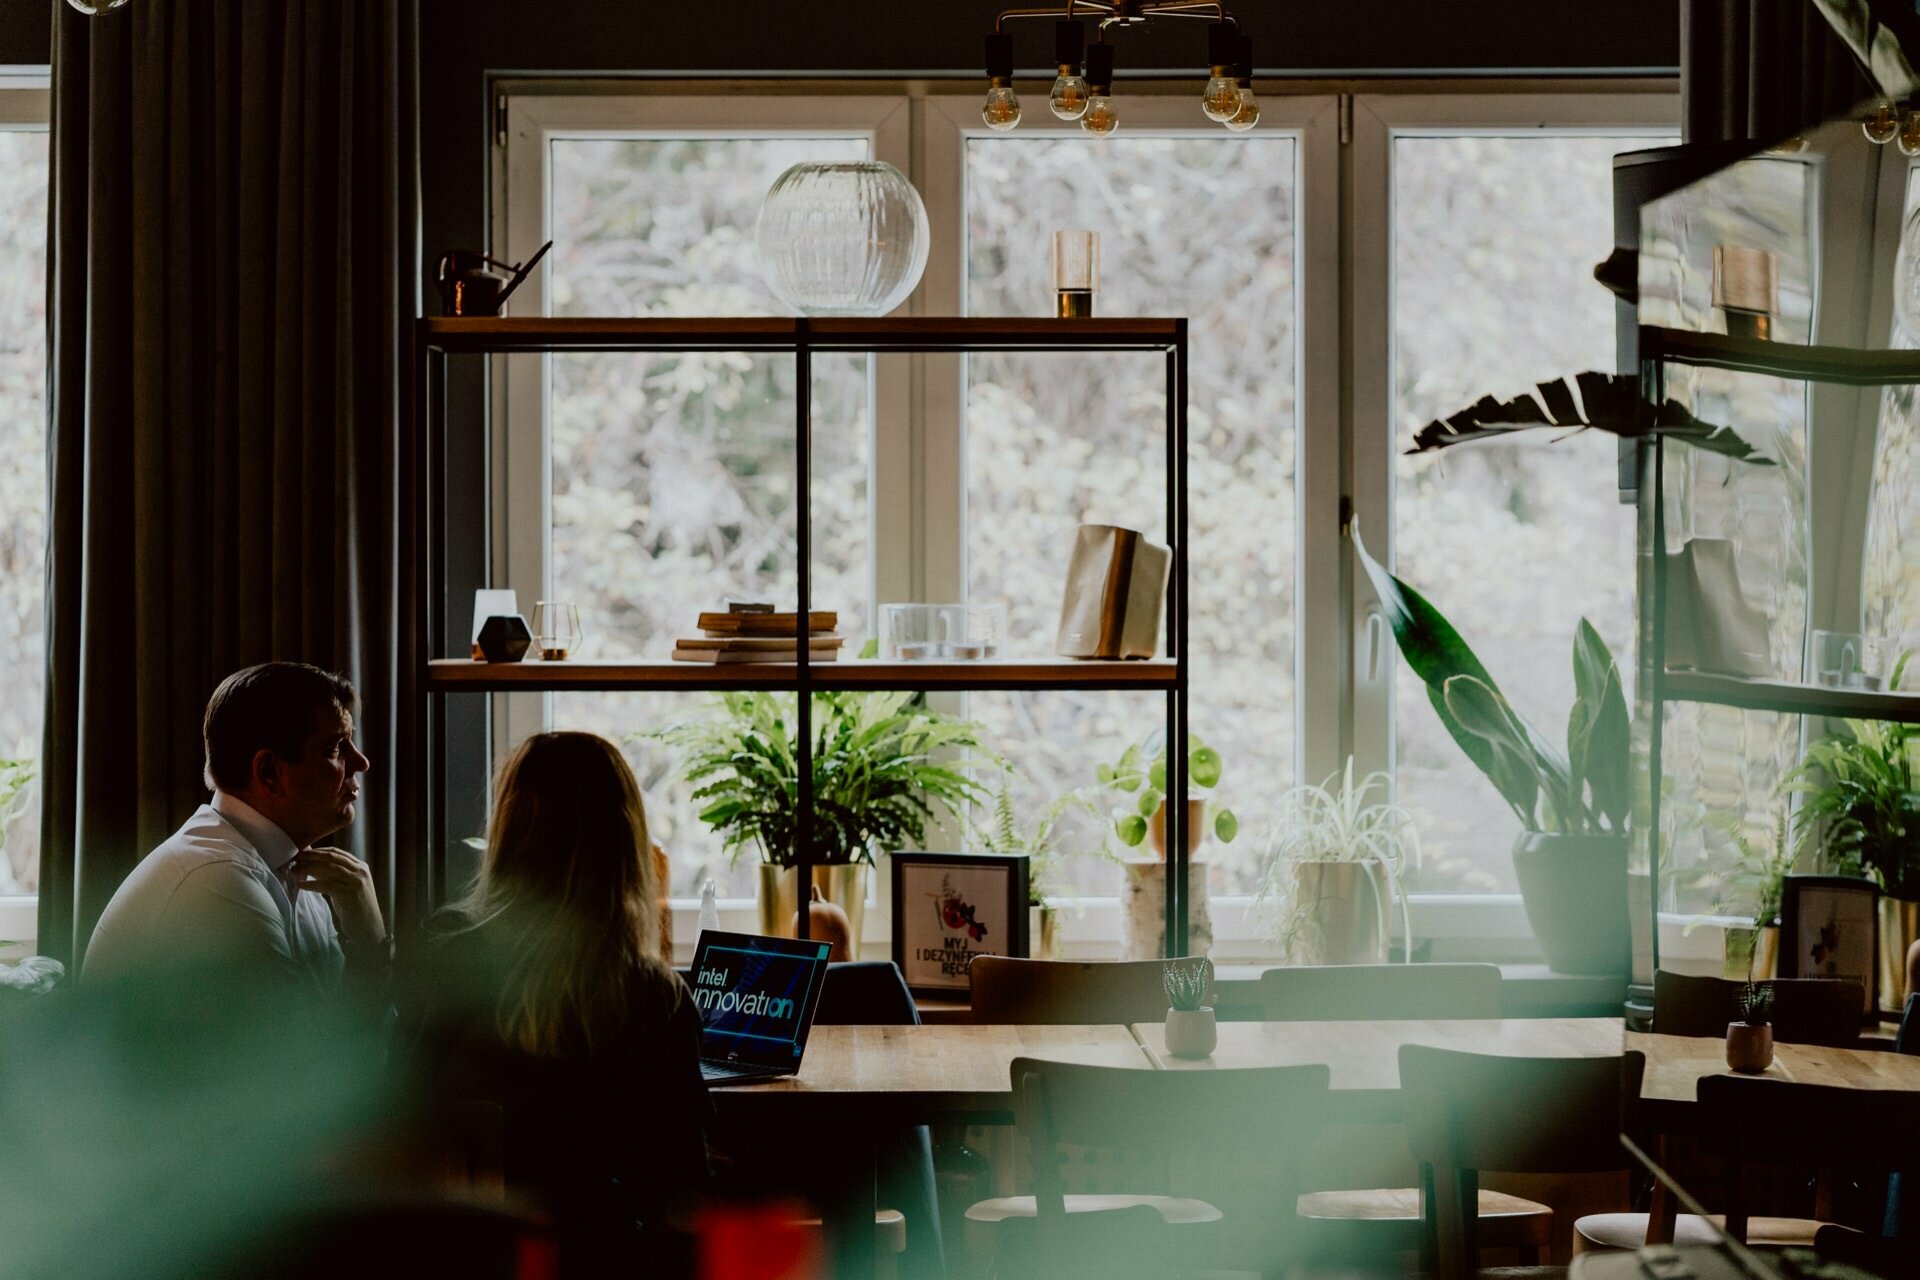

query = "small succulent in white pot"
1254;759;1420;965
1161;957;1216;1059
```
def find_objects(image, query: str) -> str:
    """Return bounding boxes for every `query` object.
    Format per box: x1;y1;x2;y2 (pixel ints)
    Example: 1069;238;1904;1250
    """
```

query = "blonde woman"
406;731;707;1271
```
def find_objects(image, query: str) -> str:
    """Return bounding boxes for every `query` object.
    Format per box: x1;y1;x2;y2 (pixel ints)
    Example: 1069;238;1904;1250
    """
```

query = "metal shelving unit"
1637;325;1920;996
417;316;1194;952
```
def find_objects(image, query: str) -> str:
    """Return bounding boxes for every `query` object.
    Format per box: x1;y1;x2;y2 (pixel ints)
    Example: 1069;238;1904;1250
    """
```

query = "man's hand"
290;846;386;947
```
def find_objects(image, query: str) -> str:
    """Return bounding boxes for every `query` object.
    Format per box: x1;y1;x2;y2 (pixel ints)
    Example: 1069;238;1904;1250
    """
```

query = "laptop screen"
689;930;833;1069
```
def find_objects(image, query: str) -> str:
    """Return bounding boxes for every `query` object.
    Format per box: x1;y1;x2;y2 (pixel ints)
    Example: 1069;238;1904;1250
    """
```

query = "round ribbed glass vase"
756;161;930;316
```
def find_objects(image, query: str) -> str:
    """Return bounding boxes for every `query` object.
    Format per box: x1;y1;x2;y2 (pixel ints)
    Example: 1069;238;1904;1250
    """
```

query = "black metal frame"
889;850;1033;998
416;315;1193;956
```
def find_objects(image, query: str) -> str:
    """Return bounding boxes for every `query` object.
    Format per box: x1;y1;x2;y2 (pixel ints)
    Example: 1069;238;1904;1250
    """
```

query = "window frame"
1347;91;1682;943
0;78;49;949
490;81;1699;962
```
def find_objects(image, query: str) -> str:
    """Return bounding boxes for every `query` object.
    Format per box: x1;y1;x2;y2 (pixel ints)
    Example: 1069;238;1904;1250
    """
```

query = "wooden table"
1133;1017;1920;1115
709;1022;1152;1120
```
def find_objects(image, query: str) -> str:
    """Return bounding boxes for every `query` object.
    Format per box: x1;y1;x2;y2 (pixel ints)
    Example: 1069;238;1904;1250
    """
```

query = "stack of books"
672;609;844;664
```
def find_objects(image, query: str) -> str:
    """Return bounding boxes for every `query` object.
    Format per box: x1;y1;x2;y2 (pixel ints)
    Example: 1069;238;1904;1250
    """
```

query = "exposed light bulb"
1224;87;1260;132
1080;95;1119;137
1900;110;1920;157
1202;75;1241;123
65;0;131;12
1865;98;1902;144
982;83;1022;132
1050;73;1091;120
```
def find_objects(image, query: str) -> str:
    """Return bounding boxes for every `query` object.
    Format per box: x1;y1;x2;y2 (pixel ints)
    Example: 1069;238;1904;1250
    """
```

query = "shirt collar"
211;791;301;872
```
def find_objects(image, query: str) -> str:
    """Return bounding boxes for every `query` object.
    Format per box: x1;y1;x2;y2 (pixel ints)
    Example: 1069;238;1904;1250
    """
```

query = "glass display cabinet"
1630;112;1920;1016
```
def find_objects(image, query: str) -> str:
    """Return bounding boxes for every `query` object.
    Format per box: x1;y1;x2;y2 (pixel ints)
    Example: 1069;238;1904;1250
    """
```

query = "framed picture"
890;852;1030;997
1779;873;1878;1017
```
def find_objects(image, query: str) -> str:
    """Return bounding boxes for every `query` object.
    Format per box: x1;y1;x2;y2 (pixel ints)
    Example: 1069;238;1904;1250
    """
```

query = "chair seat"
1573;1211;1822;1253
965;1193;1224;1227
1298;1186;1553;1248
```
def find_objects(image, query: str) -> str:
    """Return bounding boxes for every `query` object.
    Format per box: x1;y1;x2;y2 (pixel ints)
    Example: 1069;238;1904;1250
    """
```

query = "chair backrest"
969;957;1196;1025
1700;1074;1920;1244
1399;1045;1645;1280
816;961;921;1026
1897;991;1920;1054
1259;963;1501;1022
1653;970;1860;1046
1012;1057;1330;1274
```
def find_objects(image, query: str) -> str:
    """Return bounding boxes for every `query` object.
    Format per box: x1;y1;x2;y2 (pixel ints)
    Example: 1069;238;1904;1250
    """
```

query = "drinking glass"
532;600;582;661
1050;230;1098;318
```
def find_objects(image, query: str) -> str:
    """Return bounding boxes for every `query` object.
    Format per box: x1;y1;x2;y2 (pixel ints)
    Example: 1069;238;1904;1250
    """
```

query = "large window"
0;93;49;901
494;86;1678;956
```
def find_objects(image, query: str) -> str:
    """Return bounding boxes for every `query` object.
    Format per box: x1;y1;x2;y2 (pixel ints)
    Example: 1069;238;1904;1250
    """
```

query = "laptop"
687;929;833;1085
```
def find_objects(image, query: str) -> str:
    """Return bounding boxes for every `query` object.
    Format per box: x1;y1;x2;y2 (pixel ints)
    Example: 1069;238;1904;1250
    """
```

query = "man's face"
276;705;371;846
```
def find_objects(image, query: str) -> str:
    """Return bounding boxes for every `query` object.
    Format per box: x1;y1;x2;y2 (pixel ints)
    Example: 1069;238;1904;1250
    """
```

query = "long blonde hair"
459;731;664;1056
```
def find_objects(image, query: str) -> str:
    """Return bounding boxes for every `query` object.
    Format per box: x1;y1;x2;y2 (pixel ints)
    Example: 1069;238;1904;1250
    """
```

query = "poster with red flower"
890;852;1030;995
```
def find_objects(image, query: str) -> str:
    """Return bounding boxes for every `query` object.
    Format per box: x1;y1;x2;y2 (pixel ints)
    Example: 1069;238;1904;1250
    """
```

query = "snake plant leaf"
1353;522;1570;829
1441;675;1545;827
1406;372;1773;464
1569;618;1631;832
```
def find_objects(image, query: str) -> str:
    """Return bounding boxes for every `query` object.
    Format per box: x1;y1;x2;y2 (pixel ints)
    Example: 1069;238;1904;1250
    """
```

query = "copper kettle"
436;240;553;317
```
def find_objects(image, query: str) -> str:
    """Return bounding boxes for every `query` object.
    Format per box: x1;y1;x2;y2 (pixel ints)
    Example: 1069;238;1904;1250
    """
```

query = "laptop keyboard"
701;1060;776;1083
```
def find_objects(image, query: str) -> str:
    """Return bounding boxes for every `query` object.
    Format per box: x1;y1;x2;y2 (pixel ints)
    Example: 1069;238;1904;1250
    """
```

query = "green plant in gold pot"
1354;526;1632;975
975;770;1108;960
656;689;994;942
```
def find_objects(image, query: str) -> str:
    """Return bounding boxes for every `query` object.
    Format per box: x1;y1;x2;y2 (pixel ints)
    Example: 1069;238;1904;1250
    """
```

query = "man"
83;662;389;995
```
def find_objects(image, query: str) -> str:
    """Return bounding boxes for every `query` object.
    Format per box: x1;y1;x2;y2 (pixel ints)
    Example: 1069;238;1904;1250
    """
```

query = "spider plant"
1253;758;1421;962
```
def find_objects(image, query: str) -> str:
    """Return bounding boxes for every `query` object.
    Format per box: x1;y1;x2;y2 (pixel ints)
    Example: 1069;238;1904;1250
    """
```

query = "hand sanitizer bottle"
697;878;720;939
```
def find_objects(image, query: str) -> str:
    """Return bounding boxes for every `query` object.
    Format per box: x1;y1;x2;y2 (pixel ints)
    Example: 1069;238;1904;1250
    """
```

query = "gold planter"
1722;924;1778;981
1880;898;1920;1015
757;862;868;953
1029;904;1060;960
1292;860;1387;966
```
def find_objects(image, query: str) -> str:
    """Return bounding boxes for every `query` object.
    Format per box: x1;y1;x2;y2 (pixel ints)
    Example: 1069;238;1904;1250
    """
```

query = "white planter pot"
1163;1006;1217;1059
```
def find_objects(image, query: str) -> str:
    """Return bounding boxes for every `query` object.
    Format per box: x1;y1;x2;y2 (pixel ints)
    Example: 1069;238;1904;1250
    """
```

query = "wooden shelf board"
1642;325;1920;386
426;658;1179;693
1661;671;1920;721
418;315;1184;354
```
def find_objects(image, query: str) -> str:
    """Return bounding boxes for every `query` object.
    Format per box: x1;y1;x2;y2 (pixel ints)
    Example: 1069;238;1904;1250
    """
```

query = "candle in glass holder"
1050;230;1099;318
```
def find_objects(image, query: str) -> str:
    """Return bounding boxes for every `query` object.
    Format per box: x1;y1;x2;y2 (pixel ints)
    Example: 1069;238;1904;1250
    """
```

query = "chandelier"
982;1;1256;137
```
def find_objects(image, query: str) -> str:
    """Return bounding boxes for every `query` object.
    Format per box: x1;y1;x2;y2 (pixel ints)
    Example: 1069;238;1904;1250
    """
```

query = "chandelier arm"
1140;2;1235;18
994;2;1114;31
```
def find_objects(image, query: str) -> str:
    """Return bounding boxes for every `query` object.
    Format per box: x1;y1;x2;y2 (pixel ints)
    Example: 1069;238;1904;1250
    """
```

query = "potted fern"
1692;803;1793;980
1254;758;1421;966
1161;957;1216;1059
1353;526;1631;975
656;690;994;941
976;771;1106;960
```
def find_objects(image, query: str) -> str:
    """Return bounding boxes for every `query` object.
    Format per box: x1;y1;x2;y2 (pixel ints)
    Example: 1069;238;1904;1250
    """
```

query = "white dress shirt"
83;792;347;992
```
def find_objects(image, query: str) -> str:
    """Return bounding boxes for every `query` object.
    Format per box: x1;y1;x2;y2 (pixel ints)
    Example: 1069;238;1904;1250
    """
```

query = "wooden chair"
1400;1044;1646;1280
1573;969;1860;1254
1260;962;1502;1022
965;1058;1330;1280
968;956;1198;1025
1265;964;1551;1266
1648;970;1861;1045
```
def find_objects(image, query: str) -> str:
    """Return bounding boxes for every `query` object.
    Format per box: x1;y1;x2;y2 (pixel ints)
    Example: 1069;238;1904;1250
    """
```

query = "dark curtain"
38;0;421;965
1681;0;1875;143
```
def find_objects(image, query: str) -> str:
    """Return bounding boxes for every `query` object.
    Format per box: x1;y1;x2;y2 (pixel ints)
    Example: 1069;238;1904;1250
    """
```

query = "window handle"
1364;610;1386;683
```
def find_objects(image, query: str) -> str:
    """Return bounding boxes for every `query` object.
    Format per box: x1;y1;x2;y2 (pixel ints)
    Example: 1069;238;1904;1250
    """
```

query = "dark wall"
0;0;50;65
421;0;1680;264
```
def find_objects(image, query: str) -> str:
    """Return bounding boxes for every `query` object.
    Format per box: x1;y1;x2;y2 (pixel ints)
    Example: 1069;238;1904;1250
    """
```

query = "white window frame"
1348;92;1683;949
0;77;50;952
490;82;1702;962
919;91;1341;960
